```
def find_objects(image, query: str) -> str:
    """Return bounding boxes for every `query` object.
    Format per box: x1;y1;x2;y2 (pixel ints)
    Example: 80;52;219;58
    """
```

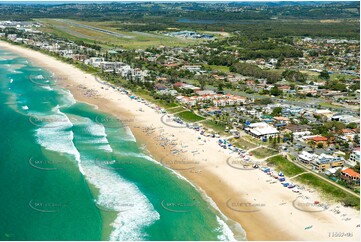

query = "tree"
317;143;324;149
271;139;278;149
346;123;358;129
256;98;273;105
290;133;294;143
271;107;282;116
197;76;207;90
353;135;360;145
270;86;282;96
319;70;330;80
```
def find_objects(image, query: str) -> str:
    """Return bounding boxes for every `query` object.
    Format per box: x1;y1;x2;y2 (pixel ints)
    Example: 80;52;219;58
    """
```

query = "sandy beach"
1;40;359;241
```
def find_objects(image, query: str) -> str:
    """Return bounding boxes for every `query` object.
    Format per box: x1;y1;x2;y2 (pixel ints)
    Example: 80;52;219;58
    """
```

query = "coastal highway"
53;19;134;39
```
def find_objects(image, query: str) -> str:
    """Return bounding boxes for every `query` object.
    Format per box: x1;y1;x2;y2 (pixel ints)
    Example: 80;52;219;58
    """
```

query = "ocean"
0;48;245;241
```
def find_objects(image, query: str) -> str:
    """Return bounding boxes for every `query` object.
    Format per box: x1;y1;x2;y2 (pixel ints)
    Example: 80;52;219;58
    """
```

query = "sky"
0;0;357;2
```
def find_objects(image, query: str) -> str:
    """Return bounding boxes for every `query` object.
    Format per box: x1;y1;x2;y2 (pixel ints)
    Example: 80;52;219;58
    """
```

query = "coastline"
1;40;359;241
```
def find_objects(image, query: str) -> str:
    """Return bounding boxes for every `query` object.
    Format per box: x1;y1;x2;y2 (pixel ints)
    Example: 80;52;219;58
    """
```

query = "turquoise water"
0;48;245;240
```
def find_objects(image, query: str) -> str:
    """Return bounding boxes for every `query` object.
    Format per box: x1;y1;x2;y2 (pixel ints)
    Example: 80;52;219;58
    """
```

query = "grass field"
267;155;305;177
319;102;343;109
296;173;360;209
204;64;231;73
166;106;186;114
267;156;360;209
251;147;278;158
133;89;178;109
38;19;202;49
202;120;227;135
232;137;258;150
176;111;205;122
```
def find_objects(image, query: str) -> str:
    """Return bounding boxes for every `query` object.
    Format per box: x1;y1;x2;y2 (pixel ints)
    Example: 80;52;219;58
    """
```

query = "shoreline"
1;40;359;241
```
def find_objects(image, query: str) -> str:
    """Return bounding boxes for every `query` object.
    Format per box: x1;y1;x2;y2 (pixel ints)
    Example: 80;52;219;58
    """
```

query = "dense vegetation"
230;62;282;83
0;2;359;39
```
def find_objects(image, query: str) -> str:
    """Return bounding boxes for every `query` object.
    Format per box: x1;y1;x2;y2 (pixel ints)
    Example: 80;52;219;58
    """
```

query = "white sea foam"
198;187;246;241
82;165;160;240
123;126;137;142
40;85;54;91
35;112;80;163
57;89;76;108
140;153;245;241
76;117;113;152
215;216;239;241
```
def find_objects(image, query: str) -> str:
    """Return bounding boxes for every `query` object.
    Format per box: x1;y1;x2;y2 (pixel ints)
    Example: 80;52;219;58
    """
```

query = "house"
154;84;167;91
213;99;227;107
298;151;318;164
340;168;360;185
306;136;328;146
314;109;334;120
173;82;184;88
86;57;105;68
296;85;318;96
246;80;256;86
182;65;202;72
273;116;290;125
341;129;357;141
348;148;360;167
277;85;291;93
284;124;311;133
331;114;360;124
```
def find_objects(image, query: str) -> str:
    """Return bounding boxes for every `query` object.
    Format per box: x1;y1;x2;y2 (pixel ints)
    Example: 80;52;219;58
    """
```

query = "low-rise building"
340;168;360;185
298;151;318;164
245;122;279;139
312;154;344;171
348;148;360;167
